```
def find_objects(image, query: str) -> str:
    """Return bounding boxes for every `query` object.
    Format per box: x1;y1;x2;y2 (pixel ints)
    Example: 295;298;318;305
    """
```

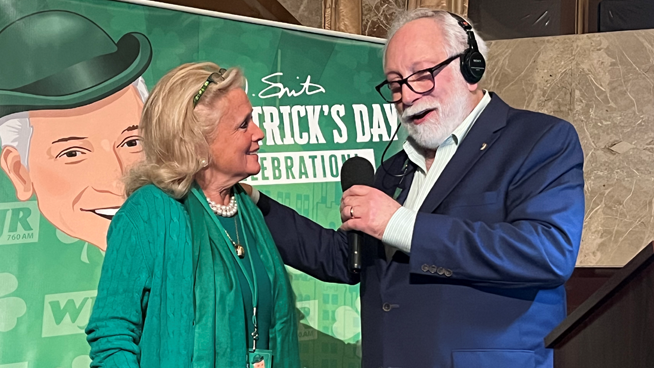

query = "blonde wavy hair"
124;62;244;198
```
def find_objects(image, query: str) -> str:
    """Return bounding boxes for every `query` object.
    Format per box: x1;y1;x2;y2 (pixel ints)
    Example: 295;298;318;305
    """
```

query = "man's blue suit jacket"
257;93;585;368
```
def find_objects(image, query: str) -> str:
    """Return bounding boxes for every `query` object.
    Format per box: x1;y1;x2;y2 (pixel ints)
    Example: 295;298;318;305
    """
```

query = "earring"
200;159;208;167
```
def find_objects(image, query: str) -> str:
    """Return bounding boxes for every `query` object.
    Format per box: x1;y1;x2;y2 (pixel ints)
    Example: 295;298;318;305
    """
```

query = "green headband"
192;68;227;107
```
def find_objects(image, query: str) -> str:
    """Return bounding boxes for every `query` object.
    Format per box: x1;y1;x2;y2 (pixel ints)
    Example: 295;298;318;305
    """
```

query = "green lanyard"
192;188;260;352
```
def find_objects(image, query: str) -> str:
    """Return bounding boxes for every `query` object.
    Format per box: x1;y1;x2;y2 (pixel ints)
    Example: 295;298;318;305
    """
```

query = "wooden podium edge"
544;241;654;347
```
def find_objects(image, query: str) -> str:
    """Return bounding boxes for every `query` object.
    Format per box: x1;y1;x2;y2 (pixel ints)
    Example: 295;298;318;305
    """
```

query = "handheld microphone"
340;156;375;273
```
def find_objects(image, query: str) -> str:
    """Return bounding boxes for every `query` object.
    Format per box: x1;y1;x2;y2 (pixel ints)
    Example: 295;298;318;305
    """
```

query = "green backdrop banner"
0;1;403;367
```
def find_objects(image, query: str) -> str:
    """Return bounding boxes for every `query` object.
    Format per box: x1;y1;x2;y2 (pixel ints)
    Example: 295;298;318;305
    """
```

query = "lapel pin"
480;143;487;151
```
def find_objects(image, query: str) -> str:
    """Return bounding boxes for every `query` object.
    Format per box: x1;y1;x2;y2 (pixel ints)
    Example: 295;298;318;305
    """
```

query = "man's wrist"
382;206;416;253
248;186;260;204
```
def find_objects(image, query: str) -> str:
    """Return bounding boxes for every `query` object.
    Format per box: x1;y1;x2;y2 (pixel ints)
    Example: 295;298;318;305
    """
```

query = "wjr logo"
42;290;97;337
0;201;39;245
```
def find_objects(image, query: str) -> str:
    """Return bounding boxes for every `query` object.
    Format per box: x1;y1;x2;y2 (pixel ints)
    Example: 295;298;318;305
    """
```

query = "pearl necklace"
206;195;238;217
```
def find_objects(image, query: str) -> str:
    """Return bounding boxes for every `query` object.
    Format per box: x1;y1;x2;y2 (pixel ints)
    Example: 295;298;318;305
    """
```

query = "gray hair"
0;77;149;168
384;9;488;67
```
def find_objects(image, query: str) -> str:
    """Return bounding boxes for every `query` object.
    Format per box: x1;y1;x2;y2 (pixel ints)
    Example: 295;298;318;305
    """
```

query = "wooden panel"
150;0;300;24
467;0;577;40
547;243;654;368
565;267;618;315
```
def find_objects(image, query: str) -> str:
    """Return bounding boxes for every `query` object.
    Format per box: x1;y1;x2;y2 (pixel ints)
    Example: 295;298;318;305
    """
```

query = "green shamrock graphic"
332;296;361;341
0;273;26;332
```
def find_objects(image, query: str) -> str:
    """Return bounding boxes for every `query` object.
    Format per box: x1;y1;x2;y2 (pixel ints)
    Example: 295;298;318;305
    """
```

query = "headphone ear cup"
459;50;486;84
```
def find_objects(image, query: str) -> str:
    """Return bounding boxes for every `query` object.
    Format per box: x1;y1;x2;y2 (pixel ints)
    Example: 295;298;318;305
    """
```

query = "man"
0;10;152;251
253;9;584;368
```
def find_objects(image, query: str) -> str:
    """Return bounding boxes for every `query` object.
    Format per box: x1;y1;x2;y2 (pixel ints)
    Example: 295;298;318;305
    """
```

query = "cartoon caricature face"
1;85;144;250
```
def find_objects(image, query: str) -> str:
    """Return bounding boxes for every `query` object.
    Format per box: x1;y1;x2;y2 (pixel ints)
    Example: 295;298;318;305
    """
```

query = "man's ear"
1;146;34;201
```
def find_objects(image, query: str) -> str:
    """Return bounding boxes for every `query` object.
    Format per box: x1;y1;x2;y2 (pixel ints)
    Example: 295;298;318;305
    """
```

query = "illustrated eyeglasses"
375;54;462;103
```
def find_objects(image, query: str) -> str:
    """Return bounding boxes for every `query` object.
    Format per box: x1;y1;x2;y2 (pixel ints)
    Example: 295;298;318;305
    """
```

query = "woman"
86;62;300;368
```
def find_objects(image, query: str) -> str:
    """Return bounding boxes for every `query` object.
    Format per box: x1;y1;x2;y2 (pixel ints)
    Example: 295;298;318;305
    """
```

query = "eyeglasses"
192;68;227;107
375;54;462;103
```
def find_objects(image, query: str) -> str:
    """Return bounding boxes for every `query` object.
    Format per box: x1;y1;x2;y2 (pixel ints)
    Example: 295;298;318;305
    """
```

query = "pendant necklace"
206;192;244;258
224;217;245;259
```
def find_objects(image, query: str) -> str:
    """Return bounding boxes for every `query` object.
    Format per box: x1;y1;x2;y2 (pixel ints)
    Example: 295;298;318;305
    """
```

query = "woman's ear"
1;146;34;201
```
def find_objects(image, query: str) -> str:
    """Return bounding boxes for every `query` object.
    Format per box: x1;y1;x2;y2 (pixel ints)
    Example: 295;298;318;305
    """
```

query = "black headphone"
448;12;486;84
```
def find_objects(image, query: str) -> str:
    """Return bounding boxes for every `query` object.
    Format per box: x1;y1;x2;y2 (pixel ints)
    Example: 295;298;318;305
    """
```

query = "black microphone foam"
341;156;375;191
340;156;374;274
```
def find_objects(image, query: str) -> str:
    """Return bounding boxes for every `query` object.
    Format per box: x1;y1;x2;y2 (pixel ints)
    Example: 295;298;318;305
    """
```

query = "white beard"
400;83;471;150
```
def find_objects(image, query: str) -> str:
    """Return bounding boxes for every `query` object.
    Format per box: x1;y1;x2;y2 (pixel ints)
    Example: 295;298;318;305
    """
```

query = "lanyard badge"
248;349;272;368
248;308;272;367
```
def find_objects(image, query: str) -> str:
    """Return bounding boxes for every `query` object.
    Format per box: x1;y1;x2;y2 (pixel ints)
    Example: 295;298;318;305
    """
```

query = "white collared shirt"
382;91;492;257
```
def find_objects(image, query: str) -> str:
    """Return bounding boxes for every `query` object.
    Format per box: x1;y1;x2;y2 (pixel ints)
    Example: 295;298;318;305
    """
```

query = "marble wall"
361;0;405;38
278;0;407;38
483;30;654;266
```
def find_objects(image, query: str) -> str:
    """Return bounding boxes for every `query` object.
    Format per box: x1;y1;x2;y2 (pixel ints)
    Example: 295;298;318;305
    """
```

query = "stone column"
323;0;362;34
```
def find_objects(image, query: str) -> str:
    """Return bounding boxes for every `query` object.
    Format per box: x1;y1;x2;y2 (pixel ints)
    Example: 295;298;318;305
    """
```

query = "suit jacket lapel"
419;93;510;213
393;162;416;205
375;150;414;202
372;151;415;272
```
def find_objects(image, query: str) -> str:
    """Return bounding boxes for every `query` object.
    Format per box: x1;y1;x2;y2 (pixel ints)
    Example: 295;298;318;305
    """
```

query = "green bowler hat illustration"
0;10;152;117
